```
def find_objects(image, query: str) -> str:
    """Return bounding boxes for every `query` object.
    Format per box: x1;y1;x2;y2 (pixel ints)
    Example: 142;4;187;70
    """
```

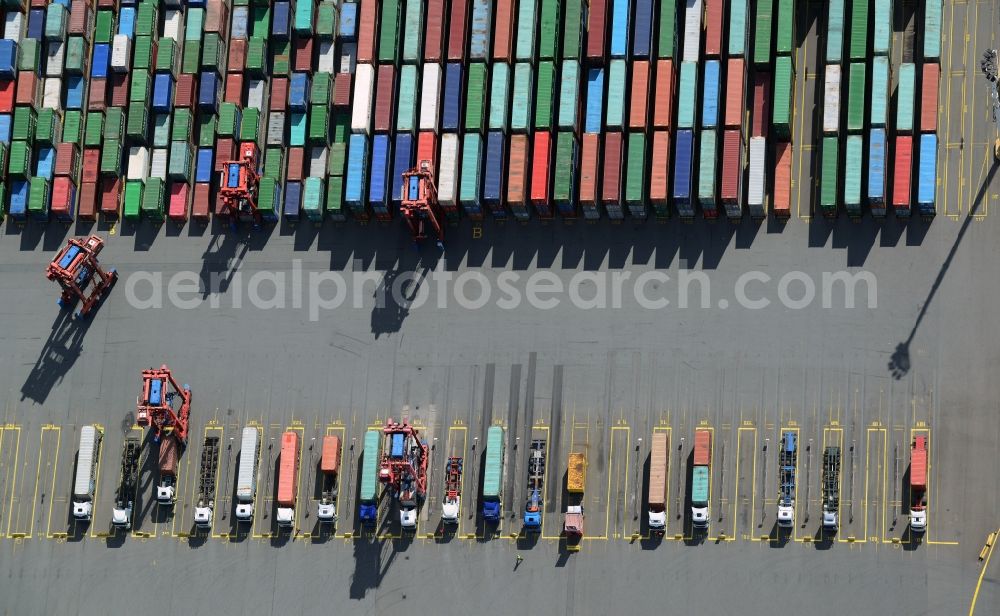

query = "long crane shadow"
889;160;999;379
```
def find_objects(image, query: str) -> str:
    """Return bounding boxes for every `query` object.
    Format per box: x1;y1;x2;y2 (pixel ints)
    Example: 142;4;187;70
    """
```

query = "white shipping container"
339;43;357;74
149;148;169;180
309;147;329;177
683;0;703;63
46;41;64;77
127;146;151;181
73;426;100;500
823;65;841;135
111;34;131;72
3;12;22;42
317;40;336;74
438;134;460;205
419;63;441;131
163;10;184;42
42;78;62;111
267;112;285;146
236;427;260;501
247;79;265;110
747;137;767;210
351;64;375;134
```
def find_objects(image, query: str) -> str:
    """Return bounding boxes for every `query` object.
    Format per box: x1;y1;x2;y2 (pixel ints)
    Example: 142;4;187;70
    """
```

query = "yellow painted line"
940;0;956;215
652;425;672;540
124;426;147;540
862;424;887;544
734;424;756;540
0;425;21;539
969;527;1000;615
823;425;845;544
3;426;24;538
964;0;979;216
780;426;802;542
251;425;279;539
171;431;195;537
44;426;63;538
606;425;630;540
20;427;60;539
324;424;347;534
201;425;224;539
685;424;714;541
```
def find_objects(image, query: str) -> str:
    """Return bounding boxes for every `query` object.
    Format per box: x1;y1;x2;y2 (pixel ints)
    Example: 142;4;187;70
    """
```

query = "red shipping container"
507;134;529;206
530;131;551;208
15;71;38;107
579;133;599;206
493;0;515;62
192;182;212;219
416;131;438;171
587;0;607;62
921;63;939;133
448;0;469;61
175;74;197;108
602;132;623;204
55;142;81;177
332;74;352;107
893;135;912;210
294;36;314;73
705;0;724;57
270;77;288;112
78;180;98;221
97;0;118;9
100;177;121;218
0;79;14;113
750;71;770;138
82;147;101;183
652;60;675;129
215;138;236;171
629;61;650;129
51;177;77;221
168;182;190;221
88;77;107;111
725;58;746;128
69;1;93;37
30;0;46;7
357;0;377;63
721;129;743;203
286;147;305;181
205;0;229;35
110;72;129;107
424;0;446;62
373;64;396;133
224;72;244;105
228;39;247;73
694;429;711;466
773;141;792;216
649;130;670;204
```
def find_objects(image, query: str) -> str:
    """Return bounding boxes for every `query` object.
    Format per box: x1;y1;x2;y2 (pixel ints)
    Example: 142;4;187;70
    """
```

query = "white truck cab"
156;484;175;505
194;505;213;528
441;498;460;524
400;504;418;530
111;503;132;529
317;501;336;522
691;505;709;527
276;507;295;528
777;503;795;527
648;510;666;531
822;510;838;531
235;503;254;522
910;509;927;532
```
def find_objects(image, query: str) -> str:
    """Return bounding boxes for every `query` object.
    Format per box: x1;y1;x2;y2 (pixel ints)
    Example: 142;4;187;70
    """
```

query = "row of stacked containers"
0;0;944;226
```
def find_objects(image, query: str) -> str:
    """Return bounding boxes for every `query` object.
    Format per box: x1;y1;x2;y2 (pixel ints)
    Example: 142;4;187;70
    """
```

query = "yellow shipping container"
567;452;586;493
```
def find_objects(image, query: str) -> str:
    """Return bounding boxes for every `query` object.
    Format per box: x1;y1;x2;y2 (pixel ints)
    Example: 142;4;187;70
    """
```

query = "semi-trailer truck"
822;446;841;531
691;428;711;528
111;435;140;530
777;431;797;528
235;426;261;523
441;456;463;524
648;432;668;535
482;426;505;523
564;452;586;536
317;435;341;523
276;431;300;529
73;425;103;521
523;439;546;531
156;435;180;506
909;435;928;533
359;429;382;526
194;435;220;529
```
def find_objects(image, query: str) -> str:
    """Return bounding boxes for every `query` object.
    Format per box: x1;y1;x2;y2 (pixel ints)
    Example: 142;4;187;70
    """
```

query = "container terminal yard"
1;0;1000;615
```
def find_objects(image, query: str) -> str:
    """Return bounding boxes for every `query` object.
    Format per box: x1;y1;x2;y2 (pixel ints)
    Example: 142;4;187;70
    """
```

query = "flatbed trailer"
194;435;220;529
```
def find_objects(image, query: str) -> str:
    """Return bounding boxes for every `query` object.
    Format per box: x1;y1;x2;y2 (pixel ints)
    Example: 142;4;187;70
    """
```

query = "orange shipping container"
649;130;670;203
88;77;107;111
507;134;529;205
78;181;98;221
277;432;300;506
893;135;912;209
425;0;446;62
587;0;607;61
448;0;469;61
920;63;939;133
110;72;129;107
175;74;197;108
224;73;244;106
493;0;515;62
374;64;396;133
705;0;724;56
773;141;792;216
321;436;341;474
192;182;211;219
286;147;305;181
270;77;288;112
15;71;37;107
720;129;743;202
693;429;712;466
530;131;551;205
652;60;675;129
724;58;745;128
294;36;313;73
100;177;121;217
357;0;378;63
629;61;650;129
228;39;247;73
579;133;599;205
205;0;229;34
602;132;623;204
416;131;438;171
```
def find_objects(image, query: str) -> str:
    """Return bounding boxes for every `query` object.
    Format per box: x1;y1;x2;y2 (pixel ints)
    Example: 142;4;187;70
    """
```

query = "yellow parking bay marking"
444;424;468;537
44;426;66;539
11;426;60;538
863;423;888;544
124;426;148;539
969;527;1000;615
0;425;22;539
734;424;756;540
325;425;347;536
823;425;844;544
652;425;673;540
198;424;224;539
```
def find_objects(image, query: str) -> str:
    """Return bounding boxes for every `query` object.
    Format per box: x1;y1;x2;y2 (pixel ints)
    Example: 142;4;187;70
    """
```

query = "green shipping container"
28;177;49;217
873;0;891;55
197;114;216;147
104;108;124;142
402;0;423;62
168;143;194;180
397;65;419;132
332;112;350;143
256;176;279;218
133;36;155;72
329;142;347;176
378;0;400;63
245;38;267;75
126;102;149;141
896;63;916;133
563;0;584;60
557;60;580;132
459;133;482;206
123;180;144;221
302;177;324;221
185;8;205;41
511;63;533;132
8;141;31;178
775;0;794;55
12;107;36;143
36;109;60;145
534;61;556;130
698;130;718;204
65;37;87;74
156;39;177;75
311;73;332;106
826;0;845;62
135;2;157;37
173;109;194;143
753;0;773;66
309;105;330;143
359;430;382;502
100;140;122;175
924;0;942;60
239;108;261;143
692;466;709;504
606;59;626;129
326;175;345;220
130;70;151;104
181;41;201;74
316;3;338;39
658;0;677;58
202;33;224;70
94;11;114;44
515;0;537;61
820;137;838;214
250;6;272;40
263;147;284;181
44;4;67;41
772;56;794;139
489;63;511;131
218;103;240;136
294;0;314;34
84;112;105;147
847;62;865;132
677;62;698;129
870;56;889;127
153;115;172;148
849;0;868;60
483;426;504;499
272;40;291;75
844;135;862;214
289;112;307;146
625;132;646;204
553;131;577;204
141;178;165;221
63;110;82;145
538;0;560;61
465;63;487;133
18;39;40;72
728;0;747;57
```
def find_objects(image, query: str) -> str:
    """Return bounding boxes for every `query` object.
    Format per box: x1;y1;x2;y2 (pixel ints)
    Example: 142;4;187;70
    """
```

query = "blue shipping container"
339;2;358;40
632;0;653;57
27;9;45;40
917;134;937;213
868;128;886;205
0;114;11;144
198;72;220;112
195;148;214;183
8;179;28;221
0;40;16;78
231;7;249;39
673;129;694;203
368;134;391;211
484;131;506;215
152;74;174;113
284;181;302;220
289;72;310;110
702;60;720;128
469;0;492;59
391;133;413;204
442;63;463;131
585;68;604;133
65;76;85;110
345;134;369;206
272;2;291;39
36;146;55;180
92;44;110;78
610;0;631;58
118;7;136;38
